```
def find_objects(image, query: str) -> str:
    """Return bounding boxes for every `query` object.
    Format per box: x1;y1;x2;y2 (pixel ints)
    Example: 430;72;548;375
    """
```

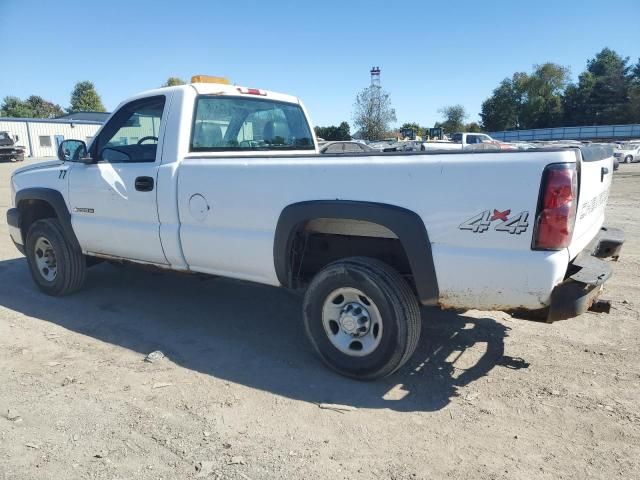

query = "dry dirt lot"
0;159;639;480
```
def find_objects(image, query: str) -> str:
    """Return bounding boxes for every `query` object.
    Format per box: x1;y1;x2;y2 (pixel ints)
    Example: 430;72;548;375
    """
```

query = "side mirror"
58;139;91;163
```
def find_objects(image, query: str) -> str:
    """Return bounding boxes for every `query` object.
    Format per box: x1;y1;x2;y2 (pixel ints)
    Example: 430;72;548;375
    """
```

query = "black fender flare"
15;187;81;251
273;200;439;305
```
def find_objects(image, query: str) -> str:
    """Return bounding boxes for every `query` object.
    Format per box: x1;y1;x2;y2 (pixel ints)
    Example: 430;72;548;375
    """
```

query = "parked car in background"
421;132;499;151
319;141;376;154
614;142;640;163
0;131;26;162
367;140;402;152
374;140;423;153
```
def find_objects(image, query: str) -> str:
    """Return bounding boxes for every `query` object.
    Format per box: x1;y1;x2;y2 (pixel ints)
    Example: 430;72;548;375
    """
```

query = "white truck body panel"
175;150;576;310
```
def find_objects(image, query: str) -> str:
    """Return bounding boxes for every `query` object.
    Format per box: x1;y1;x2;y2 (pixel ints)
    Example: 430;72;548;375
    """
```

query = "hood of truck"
12;160;64;177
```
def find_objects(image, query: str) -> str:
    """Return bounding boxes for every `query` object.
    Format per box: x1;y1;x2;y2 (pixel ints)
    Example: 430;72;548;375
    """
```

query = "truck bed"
172;145;612;312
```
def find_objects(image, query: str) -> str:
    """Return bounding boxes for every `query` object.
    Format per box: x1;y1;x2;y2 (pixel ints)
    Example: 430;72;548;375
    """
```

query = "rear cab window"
190;96;314;152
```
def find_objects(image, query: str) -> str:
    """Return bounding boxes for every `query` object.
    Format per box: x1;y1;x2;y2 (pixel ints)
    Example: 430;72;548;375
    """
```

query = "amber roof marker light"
190;75;231;85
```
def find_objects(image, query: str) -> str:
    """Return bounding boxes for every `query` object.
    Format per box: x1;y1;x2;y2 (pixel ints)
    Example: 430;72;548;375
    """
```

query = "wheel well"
18;199;57;239
289;219;415;292
274;201;439;305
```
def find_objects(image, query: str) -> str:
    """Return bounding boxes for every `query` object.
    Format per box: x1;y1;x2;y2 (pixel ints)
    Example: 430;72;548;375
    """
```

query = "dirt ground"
0;159;638;480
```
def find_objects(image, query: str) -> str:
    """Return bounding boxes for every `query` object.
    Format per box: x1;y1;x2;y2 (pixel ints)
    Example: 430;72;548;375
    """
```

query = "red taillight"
237;87;266;96
532;163;578;250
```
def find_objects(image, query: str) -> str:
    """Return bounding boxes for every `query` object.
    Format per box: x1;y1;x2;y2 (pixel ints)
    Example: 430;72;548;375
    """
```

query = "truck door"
68;95;168;264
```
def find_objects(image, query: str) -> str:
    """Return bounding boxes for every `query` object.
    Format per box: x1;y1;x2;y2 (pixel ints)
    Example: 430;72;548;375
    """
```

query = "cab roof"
189;81;300;104
111;81;303;120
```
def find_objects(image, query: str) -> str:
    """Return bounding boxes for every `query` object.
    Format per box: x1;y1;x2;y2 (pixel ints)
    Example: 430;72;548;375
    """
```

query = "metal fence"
489;124;640;142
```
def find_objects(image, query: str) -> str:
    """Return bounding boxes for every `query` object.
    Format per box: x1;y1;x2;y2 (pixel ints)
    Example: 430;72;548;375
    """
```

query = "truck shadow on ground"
0;258;529;412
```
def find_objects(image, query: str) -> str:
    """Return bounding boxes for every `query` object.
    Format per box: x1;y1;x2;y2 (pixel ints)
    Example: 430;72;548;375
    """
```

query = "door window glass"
97;96;165;163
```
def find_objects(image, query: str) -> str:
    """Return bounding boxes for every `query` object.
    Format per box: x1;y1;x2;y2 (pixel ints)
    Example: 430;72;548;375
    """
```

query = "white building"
0;113;108;158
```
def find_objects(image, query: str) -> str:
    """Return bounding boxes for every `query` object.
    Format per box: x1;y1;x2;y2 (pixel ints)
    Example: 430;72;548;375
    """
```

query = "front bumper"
547;226;624;322
6;207;25;255
0;150;24;160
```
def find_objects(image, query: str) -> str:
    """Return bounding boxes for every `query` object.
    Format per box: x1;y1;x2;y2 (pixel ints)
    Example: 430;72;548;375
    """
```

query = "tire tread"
303;256;421;380
26;218;86;296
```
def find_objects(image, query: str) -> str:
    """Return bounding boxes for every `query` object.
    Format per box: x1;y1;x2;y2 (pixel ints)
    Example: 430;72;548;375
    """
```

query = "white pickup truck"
421;132;499;151
7;76;624;380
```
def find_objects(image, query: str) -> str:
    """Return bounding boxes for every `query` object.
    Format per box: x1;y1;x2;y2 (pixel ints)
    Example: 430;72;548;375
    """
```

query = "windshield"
191;96;314;152
0;132;10;141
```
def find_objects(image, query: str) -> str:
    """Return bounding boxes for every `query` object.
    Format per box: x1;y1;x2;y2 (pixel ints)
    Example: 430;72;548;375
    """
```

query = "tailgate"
569;145;614;259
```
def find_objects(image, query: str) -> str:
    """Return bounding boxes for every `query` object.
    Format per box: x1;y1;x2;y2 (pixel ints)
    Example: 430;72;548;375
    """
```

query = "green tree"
336;121;351;140
25;95;64;118
520;63;569;128
481;64;569;131
68;81;106;113
438;104;467;133
562;71;596;126
465;122;483;133
314;121;351;141
480;75;524;131
0;95;64;118
563;48;631;125
162;77;186;87
1;96;33;117
629;58;640;123
353;85;396;140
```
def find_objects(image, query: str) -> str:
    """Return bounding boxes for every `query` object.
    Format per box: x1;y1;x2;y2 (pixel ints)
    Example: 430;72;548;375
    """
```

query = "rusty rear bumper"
547;227;624;322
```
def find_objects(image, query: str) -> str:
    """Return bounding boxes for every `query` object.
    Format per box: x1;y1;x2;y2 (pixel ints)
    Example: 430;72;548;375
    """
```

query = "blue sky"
1;0;638;127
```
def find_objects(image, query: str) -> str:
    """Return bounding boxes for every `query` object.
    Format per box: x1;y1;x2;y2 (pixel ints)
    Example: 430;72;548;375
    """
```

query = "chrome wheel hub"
34;237;57;282
339;302;371;336
322;288;383;357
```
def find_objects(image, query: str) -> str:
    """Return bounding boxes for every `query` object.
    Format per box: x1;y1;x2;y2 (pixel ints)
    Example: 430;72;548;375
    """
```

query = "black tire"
625;155;632;164
302;257;421;380
25;218;86;296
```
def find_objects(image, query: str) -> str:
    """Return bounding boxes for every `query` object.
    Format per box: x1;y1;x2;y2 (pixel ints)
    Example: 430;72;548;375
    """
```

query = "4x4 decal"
460;209;529;234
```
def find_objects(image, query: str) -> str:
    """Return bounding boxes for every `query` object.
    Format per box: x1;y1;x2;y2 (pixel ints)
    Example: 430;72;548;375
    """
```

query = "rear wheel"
302;257;421;380
25;218;86;296
625;155;632;164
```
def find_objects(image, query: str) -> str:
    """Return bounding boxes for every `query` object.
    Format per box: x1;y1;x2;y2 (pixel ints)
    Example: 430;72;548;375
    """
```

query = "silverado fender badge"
73;207;95;214
460;209;529;234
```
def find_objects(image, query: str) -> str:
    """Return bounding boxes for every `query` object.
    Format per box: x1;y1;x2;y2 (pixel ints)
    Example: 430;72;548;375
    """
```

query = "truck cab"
450;132;495;147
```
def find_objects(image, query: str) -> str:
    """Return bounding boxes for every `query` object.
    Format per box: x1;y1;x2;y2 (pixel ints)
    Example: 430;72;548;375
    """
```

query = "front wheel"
302;257;421;380
25;218;86;296
625;155;632;164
